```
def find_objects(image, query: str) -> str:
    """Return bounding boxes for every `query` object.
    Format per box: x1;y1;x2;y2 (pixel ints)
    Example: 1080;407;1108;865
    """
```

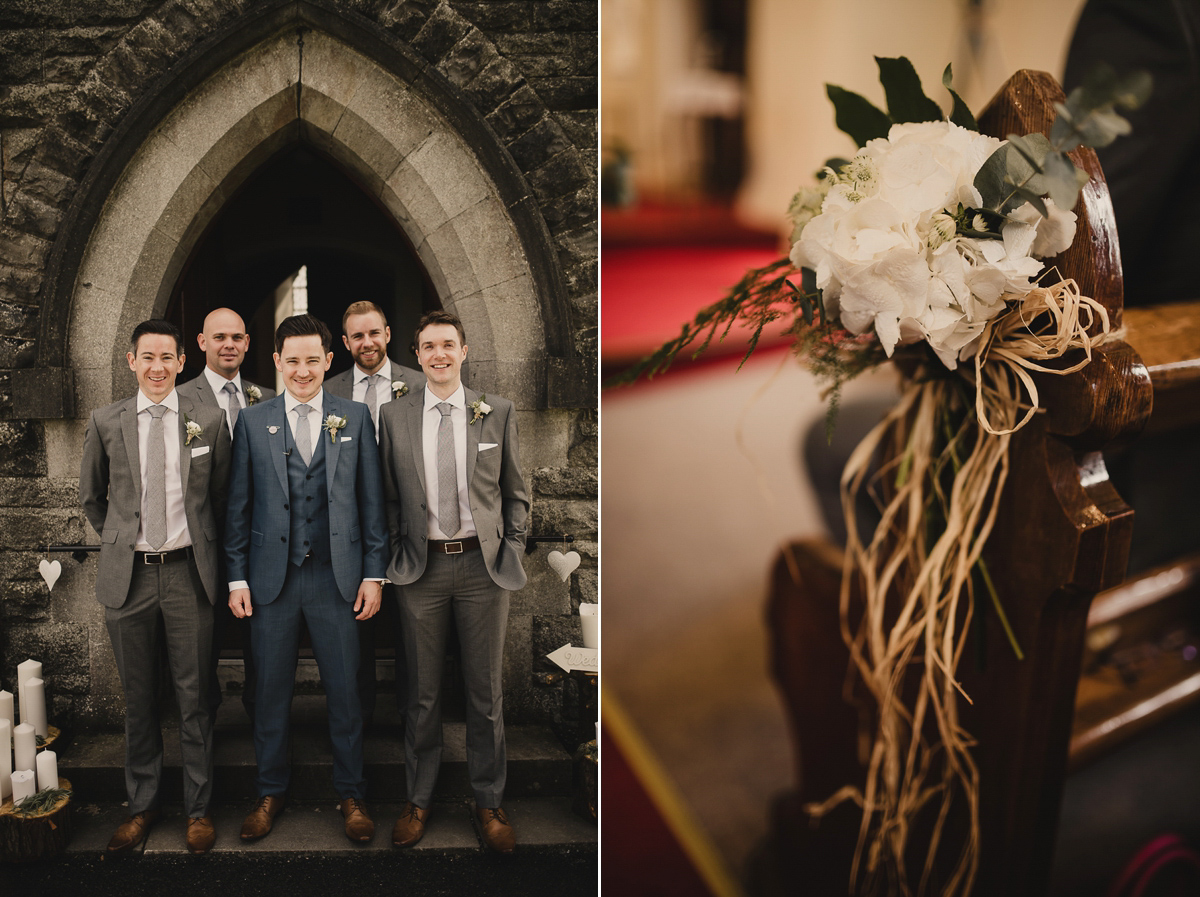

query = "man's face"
197;309;249;378
128;333;184;404
343;311;391;375
274;334;332;402
415;323;467;390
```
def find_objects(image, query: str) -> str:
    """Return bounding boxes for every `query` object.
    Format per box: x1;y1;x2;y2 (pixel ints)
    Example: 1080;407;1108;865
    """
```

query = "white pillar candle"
0;689;13;737
13;722;36;775
35;750;58;793
11;769;36;805
16;659;42;725
0;718;10;800
23;678;48;738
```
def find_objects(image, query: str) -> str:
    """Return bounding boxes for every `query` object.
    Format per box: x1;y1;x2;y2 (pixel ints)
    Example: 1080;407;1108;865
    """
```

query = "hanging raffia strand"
803;279;1114;896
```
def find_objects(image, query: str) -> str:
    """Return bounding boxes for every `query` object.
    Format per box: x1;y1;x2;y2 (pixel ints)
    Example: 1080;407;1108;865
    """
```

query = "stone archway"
69;27;547;410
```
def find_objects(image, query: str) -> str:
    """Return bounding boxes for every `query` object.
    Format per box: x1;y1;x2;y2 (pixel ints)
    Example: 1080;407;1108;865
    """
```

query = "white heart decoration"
39;558;62;592
547;550;581;582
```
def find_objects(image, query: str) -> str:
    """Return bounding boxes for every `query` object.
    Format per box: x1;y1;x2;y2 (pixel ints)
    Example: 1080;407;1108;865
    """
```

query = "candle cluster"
2;658;58;806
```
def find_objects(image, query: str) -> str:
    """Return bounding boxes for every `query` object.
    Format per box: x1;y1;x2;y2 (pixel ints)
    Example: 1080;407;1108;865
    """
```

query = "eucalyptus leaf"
1005;133;1051;170
1004;137;1049;197
1012;187;1048;218
826;84;892;148
1042;151;1086;210
974;145;1010;211
942;64;978;130
1112;69;1152;109
876;56;943;123
1075;107;1133;148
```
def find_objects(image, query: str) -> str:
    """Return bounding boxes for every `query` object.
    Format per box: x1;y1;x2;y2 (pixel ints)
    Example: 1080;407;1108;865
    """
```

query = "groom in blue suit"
225;314;387;844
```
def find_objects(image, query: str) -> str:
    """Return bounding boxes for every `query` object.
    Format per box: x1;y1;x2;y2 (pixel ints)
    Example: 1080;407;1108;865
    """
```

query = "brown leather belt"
429;537;480;555
136;546;194;565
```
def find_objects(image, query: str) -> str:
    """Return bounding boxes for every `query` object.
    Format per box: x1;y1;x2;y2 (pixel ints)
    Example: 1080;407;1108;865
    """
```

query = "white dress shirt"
353;359;392;440
134;389;190;551
203;366;246;432
422;384;476;540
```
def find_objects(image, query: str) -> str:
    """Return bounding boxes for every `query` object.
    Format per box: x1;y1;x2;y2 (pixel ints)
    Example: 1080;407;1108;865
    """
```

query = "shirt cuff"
364;578;388;584
228;580;249;591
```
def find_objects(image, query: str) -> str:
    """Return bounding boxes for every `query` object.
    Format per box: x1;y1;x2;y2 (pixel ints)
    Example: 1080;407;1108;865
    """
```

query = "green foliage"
826;84;892;148
876;56;943;124
942;64;977;130
11;787;71;816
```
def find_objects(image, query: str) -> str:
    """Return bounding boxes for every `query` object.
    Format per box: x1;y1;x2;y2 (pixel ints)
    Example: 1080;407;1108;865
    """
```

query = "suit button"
306;518;312;523
281;537;287;543
134;511;139;518
420;503;426;510
284;504;289;510
304;540;310;546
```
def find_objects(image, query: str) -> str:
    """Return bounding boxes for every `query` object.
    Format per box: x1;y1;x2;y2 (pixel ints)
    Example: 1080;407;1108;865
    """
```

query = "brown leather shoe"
475;806;515;854
240;795;286;841
186;816;216;855
107;808;162;853
391;801;430;848
340;797;374;843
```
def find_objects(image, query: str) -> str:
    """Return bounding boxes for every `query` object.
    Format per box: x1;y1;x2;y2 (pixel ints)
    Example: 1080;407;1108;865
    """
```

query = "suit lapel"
464;388;481;486
407;394;426;495
120;397;142;502
198;375;216;407
269;398;289;496
324;395;342;494
177;394;192;496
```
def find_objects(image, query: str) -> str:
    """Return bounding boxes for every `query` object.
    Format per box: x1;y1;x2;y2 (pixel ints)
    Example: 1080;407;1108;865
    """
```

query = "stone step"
58;696;576;803
6;797;596;894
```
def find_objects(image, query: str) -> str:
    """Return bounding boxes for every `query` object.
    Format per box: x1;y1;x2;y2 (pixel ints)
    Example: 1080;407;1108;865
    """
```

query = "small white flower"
184;416;203;446
323;414;348;443
469;396;492;425
391;380;408;398
245;383;262;405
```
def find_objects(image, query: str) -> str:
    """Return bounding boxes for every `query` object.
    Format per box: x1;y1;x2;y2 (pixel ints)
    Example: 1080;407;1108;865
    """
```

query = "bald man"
178;308;275;720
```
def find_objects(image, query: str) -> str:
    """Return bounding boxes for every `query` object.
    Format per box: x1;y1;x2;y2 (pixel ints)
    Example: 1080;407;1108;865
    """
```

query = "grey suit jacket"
324;360;426;405
224;393;389;605
79;392;232;609
378;387;529;591
176;371;275;421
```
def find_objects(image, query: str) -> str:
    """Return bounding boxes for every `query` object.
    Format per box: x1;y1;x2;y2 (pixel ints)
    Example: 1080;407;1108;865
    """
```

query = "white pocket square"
341;436;353;443
191;445;210;457
479;443;498;452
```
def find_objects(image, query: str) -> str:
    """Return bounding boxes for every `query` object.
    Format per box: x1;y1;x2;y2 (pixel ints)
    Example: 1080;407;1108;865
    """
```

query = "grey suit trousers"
105;555;214;816
399;548;508;808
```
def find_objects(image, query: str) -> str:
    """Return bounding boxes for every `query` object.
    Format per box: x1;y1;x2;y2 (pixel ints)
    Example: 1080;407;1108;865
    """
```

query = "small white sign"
547;643;597;673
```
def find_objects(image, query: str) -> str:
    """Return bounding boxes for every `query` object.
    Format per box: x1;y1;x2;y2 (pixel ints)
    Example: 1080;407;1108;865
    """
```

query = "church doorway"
167;142;435;388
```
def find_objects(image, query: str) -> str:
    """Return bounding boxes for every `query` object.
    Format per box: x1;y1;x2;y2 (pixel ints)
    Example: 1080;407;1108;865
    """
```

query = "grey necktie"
364;374;380;428
222;380;242;431
436;402;460;537
145;404;168;550
294;403;313;466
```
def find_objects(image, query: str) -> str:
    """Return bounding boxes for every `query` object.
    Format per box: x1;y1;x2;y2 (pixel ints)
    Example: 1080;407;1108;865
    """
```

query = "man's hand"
229;588;253;618
354;580;383;621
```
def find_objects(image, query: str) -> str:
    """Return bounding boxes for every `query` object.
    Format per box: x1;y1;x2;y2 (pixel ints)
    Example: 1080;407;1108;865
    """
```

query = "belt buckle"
445;540;463;555
143;552;166;565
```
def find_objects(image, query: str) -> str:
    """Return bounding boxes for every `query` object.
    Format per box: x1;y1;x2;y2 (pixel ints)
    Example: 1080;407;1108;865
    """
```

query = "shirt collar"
284;388;324;414
202;366;242;396
423;383;465;412
137;389;179;414
354;358;391;385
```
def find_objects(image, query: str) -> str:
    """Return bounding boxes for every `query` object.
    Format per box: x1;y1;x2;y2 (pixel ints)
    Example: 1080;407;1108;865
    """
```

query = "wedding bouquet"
617;58;1149;896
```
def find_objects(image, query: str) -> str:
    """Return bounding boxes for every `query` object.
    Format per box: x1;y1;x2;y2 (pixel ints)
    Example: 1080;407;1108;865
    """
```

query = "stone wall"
0;0;596;748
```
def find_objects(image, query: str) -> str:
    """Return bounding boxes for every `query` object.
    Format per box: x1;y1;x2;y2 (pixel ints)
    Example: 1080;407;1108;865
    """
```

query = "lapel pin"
268;425;279;434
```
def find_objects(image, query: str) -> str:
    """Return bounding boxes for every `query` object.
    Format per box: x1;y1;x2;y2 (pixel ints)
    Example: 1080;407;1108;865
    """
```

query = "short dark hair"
341;301;387;332
274;314;333;354
413;310;466;351
130;319;183;355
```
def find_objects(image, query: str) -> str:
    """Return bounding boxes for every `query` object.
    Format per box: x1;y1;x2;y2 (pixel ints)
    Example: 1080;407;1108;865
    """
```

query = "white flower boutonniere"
245;383;262;405
323;414;348;443
183;414;203;446
392;380;408;398
469;395;492;426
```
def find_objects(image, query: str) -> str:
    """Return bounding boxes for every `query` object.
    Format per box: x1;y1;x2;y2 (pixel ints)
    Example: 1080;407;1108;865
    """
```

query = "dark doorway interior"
168;142;437;385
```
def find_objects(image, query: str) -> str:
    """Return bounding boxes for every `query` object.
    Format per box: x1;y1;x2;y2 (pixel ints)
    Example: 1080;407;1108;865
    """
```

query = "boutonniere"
469;395;492;426
392;380;408;398
323;414;348;443
183;414;203;446
245;383;262;405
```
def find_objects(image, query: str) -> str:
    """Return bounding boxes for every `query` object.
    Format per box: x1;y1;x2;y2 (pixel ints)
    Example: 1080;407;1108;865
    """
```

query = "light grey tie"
364;374;380;428
294;403;313;466
222;380;242;431
436;402;460;537
145;404;168;550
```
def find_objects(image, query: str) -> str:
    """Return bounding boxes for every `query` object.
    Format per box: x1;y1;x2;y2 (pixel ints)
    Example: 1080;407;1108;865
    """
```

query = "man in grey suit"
177;306;274;720
79;319;231;855
225;313;388;844
378;310;529;853
325;301;424;725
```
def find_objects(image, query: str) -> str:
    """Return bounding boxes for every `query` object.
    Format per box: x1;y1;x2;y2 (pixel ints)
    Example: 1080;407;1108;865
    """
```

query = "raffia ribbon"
806;279;1114;897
